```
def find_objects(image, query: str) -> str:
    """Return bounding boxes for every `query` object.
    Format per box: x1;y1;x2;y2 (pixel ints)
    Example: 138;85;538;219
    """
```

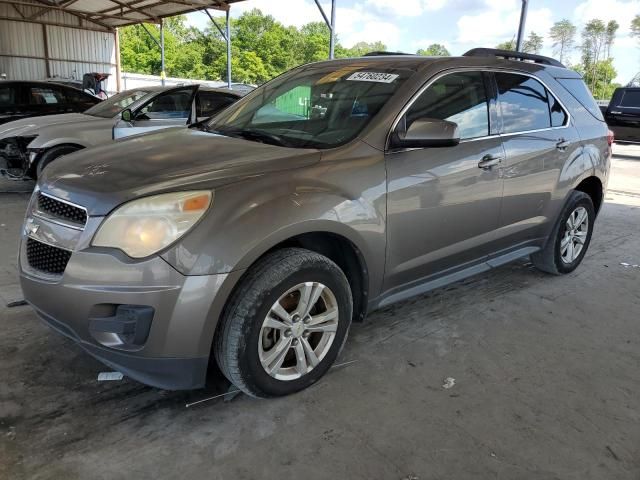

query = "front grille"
37;193;87;227
26;238;72;275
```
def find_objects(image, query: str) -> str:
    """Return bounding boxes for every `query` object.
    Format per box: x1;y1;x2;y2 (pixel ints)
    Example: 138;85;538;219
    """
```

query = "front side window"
405;71;490;140
206;64;414;149
84;89;151;118
496;73;553;134
137;88;193;120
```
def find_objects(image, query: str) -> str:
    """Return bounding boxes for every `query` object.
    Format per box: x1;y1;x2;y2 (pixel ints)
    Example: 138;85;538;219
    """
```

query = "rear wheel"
215;248;353;398
531;191;595;275
35;145;81;179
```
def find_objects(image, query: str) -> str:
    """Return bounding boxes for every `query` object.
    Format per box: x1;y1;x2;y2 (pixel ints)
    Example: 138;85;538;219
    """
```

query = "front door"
113;86;198;139
385;71;504;292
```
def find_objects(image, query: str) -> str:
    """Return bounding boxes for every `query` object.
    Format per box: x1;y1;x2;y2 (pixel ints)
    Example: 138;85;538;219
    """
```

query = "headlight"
93;191;213;258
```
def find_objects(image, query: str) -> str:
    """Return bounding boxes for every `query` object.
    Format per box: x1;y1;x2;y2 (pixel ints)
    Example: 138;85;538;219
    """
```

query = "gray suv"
19;49;611;397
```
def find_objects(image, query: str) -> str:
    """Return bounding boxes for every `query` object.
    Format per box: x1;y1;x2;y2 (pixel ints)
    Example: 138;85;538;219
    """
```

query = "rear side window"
406;71;489;140
0;86;16;107
496;73;551;134
197;92;237;118
28;87;65;105
556;78;604;121
619;90;640;108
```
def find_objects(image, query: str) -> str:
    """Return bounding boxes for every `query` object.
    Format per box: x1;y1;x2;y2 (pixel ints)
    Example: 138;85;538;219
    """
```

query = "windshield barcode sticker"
346;72;399;83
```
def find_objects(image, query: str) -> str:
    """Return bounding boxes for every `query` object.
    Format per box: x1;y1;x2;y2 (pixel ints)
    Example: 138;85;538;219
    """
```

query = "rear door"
113;85;198;139
606;88;640;142
492;71;581;252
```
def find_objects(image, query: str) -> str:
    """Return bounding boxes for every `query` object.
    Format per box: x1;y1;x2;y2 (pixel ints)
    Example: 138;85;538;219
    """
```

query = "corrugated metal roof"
0;1;247;30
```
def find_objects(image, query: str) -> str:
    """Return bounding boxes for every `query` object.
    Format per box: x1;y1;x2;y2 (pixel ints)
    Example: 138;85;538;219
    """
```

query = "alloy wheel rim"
561;206;589;264
258;282;339;381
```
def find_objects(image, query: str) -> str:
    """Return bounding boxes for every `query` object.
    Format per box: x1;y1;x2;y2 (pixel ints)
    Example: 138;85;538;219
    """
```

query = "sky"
186;0;640;84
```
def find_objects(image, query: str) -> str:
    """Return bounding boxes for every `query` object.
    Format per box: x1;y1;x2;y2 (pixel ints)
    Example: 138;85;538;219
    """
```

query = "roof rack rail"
463;48;566;68
363;51;412;56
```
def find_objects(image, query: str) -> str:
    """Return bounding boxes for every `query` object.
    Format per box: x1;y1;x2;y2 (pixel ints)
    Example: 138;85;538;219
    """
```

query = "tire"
35;145;81;179
531;190;595;275
215;248;353;398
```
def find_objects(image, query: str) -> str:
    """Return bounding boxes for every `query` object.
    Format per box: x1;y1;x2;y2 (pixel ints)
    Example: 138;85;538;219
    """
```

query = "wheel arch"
574;175;604;214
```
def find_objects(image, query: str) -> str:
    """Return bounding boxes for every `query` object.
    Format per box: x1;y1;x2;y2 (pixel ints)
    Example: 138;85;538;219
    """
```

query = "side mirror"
391;118;460;149
121;109;133;123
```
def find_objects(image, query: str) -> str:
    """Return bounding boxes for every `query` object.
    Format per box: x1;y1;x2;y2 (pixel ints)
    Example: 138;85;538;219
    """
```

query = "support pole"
226;8;231;88
330;0;336;59
115;28;122;93
515;0;528;52
160;18;166;86
315;0;336;59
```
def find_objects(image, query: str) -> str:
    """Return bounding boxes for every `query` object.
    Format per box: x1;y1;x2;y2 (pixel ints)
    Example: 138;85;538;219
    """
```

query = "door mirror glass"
391;118;460;149
121;109;133;122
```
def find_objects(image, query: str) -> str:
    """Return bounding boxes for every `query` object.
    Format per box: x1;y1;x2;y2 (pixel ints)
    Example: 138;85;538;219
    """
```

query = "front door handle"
478;155;502;170
556;138;570;151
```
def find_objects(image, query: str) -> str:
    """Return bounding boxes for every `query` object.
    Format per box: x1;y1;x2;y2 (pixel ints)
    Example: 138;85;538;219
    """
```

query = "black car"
0;81;101;125
605;87;640;143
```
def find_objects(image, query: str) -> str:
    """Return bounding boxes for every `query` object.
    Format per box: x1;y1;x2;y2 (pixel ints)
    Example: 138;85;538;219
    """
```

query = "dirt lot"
1;146;639;480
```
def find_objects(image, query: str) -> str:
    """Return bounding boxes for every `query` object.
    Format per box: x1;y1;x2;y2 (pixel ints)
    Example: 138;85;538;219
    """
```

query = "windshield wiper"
215;128;292;147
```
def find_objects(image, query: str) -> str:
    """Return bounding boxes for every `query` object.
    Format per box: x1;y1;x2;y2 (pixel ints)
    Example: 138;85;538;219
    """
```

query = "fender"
162;153;388;298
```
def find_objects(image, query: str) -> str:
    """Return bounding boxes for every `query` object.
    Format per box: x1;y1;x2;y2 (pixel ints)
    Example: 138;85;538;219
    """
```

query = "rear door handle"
556;138;570;151
478;155;502;170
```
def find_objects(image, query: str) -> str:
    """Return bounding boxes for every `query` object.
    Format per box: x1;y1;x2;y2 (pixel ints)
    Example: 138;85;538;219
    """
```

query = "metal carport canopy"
0;0;338;90
0;1;246;28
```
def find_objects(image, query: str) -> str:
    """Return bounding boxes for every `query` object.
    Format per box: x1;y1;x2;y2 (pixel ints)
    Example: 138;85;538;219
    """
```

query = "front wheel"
531;190;595;275
214;248;353;398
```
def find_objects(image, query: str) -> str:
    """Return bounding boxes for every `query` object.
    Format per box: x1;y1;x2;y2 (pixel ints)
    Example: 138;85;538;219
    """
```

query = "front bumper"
19;192;241;390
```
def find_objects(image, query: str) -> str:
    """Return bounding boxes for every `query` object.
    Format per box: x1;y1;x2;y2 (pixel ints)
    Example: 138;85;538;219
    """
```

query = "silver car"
0;85;241;179
19;50;611;398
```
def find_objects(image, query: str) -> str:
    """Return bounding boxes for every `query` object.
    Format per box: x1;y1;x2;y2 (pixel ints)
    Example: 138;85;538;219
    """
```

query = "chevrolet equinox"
20;49;611;397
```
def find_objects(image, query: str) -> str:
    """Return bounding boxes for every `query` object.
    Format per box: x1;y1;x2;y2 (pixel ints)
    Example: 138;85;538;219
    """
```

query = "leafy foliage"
119;10;388;85
549;20;576;63
416;44;451;56
523;32;544;54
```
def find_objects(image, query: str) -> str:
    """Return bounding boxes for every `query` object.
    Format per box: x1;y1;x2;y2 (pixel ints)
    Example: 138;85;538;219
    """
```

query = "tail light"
607;130;614;146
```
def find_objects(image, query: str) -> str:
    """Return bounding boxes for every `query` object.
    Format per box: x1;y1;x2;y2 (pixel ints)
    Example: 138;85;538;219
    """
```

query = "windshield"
84;89;152;118
205;63;414;149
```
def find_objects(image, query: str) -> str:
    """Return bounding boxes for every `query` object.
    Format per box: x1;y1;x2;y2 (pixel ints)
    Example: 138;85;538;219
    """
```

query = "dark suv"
19;49;610;398
605;87;640;143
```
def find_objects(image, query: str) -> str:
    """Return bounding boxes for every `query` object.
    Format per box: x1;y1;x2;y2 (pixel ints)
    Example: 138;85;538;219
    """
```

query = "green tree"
581;19;618;94
523;32;544;54
344;41;387;57
576;58;620;99
605;20;620;58
417;44;450;56
632;15;640;41
549;20;576;63
496;39;516;51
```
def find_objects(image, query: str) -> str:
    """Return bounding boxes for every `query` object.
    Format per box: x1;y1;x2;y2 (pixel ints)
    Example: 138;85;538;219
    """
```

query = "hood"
0;113;103;140
40;127;321;215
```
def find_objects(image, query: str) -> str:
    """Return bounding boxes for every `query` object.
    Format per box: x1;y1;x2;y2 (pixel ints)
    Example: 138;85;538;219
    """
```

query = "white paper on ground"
98;372;124;382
